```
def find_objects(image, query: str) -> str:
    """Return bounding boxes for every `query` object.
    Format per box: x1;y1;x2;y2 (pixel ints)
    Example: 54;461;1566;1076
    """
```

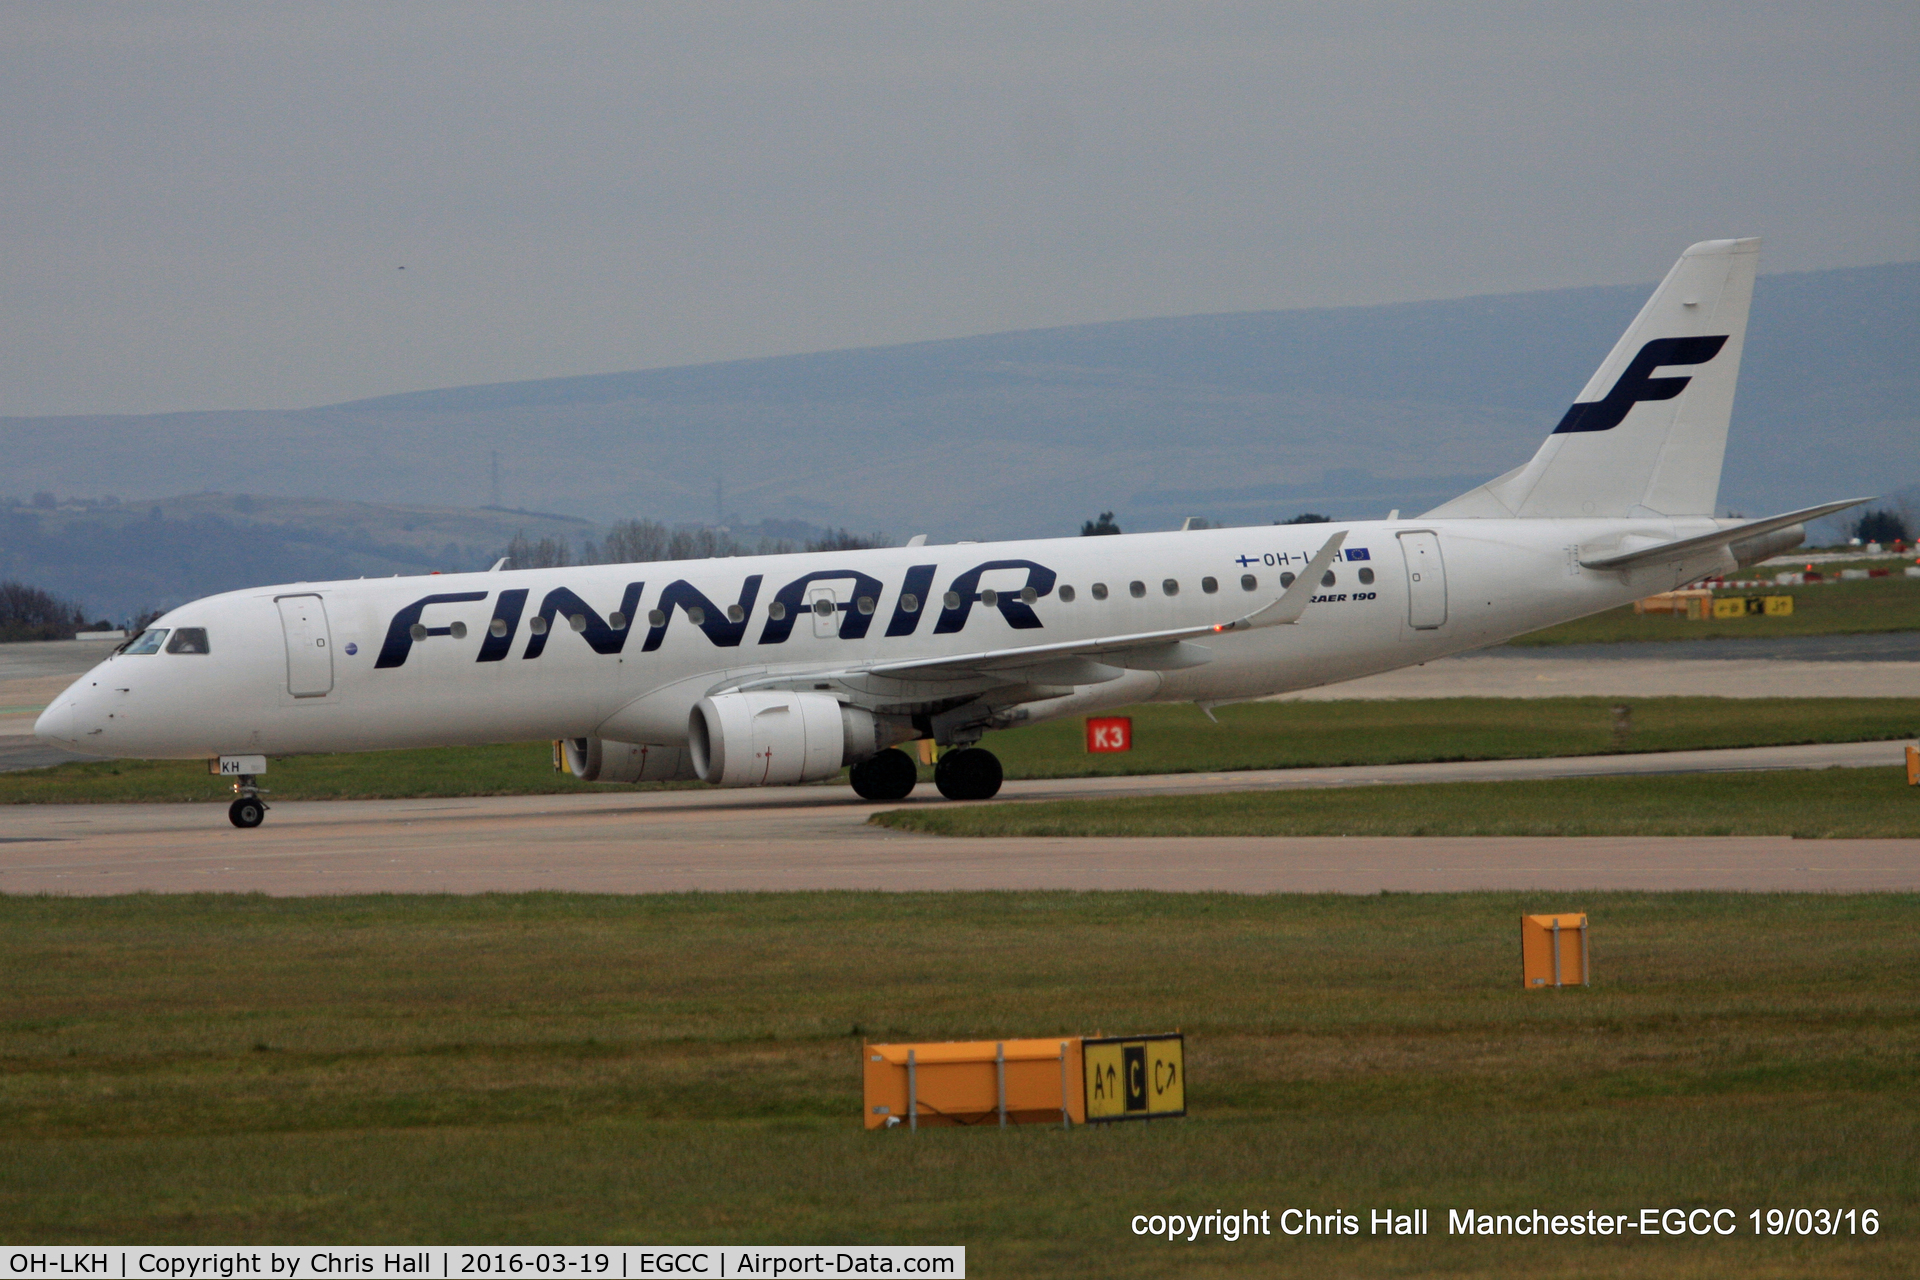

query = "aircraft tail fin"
1426;237;1760;519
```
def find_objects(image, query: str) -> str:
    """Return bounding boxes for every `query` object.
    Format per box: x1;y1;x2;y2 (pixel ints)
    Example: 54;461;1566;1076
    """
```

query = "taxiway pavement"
4;739;1914;896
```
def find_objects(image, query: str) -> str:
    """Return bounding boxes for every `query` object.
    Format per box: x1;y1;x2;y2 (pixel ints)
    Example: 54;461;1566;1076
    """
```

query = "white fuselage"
36;515;1732;764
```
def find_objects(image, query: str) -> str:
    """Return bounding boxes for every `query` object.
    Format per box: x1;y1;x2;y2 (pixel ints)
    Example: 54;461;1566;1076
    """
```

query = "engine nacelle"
688;691;913;787
561;736;698;783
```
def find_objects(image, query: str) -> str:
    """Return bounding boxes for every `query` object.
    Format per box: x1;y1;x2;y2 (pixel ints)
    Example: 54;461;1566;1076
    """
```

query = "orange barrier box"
1522;913;1589;988
864;1038;1085;1129
1634;589;1712;619
1907;744;1918;786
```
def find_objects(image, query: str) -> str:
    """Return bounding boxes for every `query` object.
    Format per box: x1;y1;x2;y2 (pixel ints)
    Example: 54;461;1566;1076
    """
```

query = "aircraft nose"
33;697;75;746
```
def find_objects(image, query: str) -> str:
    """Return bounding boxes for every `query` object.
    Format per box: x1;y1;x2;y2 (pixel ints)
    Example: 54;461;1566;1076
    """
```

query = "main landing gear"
849;748;918;801
934;747;1002;801
228;775;269;828
847;745;1005;802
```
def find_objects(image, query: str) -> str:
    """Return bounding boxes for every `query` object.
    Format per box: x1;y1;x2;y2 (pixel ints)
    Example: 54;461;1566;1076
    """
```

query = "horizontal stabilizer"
1578;498;1872;571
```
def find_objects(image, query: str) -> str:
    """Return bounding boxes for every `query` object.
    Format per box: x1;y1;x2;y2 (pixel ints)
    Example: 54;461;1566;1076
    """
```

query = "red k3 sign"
1086;716;1132;753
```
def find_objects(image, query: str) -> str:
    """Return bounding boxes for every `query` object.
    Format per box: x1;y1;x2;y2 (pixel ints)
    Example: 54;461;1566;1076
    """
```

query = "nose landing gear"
228;776;269;828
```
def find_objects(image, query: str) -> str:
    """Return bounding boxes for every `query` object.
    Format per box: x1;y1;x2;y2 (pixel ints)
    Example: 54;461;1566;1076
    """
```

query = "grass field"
871;765;1920;839
0;892;1911;1276
1509;576;1920;645
7;697;1919;803
980;698;1920;780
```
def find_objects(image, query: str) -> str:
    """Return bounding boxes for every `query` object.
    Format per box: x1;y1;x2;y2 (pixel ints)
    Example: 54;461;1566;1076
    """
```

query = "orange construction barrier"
1634;589;1712;619
864;1038;1085;1129
1522;913;1589;989
1907;744;1918;787
864;1033;1189;1129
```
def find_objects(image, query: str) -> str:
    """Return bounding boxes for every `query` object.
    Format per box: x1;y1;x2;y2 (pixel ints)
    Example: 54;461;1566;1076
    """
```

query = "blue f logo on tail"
1553;335;1728;434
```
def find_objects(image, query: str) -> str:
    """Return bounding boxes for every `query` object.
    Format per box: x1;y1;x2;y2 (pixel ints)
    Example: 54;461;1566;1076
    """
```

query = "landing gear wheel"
850;748;918;801
228;797;266;829
934;747;1003;801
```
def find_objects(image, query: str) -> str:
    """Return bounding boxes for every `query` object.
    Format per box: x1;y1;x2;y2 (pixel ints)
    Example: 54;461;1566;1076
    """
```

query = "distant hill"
0;495;593;619
0;494;878;618
5;261;1915;549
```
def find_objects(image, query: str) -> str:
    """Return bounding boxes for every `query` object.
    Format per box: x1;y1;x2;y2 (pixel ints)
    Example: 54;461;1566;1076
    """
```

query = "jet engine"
560;736;698;783
688;691;914;787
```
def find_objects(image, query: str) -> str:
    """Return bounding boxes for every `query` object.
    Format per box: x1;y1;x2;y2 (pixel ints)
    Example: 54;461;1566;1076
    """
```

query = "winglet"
1217;531;1347;631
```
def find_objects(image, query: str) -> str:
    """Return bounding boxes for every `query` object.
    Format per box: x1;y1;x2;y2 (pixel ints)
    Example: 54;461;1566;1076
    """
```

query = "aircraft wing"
1577;499;1872;571
730;531;1347;692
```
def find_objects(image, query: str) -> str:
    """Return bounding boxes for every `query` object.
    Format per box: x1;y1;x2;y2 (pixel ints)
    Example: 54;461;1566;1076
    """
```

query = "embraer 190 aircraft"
36;238;1864;826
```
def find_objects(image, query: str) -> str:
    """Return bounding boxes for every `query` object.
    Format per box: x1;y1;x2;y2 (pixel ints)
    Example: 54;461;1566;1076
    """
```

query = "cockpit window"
165;628;210;654
119;629;168;655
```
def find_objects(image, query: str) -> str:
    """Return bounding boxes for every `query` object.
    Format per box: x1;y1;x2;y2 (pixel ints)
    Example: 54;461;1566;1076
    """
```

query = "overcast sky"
3;2;1914;417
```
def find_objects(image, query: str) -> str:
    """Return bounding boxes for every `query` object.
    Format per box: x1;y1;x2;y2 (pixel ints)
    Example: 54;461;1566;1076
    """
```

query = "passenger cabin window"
1162;579;1179;596
164;628;208;654
1240;574;1257;592
1202;577;1218;594
1129;581;1146;598
1321;571;1336;587
1091;583;1109;600
1058;585;1076;603
1280;572;1296;588
121;629;167;655
1358;567;1375;585
899;594;919;613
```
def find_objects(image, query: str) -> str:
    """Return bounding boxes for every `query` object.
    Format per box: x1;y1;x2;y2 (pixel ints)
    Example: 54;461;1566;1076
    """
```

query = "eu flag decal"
1344;548;1370;561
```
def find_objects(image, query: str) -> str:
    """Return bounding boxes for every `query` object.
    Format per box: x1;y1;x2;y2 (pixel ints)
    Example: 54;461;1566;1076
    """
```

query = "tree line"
0;581;92;642
502;521;889;569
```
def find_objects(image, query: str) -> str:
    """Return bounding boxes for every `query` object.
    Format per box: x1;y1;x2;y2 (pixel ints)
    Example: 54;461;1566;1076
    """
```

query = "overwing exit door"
1397;531;1448;630
276;594;334;697
807;585;841;639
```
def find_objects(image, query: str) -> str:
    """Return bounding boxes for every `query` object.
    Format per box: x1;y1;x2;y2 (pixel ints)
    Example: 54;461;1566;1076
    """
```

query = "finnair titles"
36;238;1867;826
